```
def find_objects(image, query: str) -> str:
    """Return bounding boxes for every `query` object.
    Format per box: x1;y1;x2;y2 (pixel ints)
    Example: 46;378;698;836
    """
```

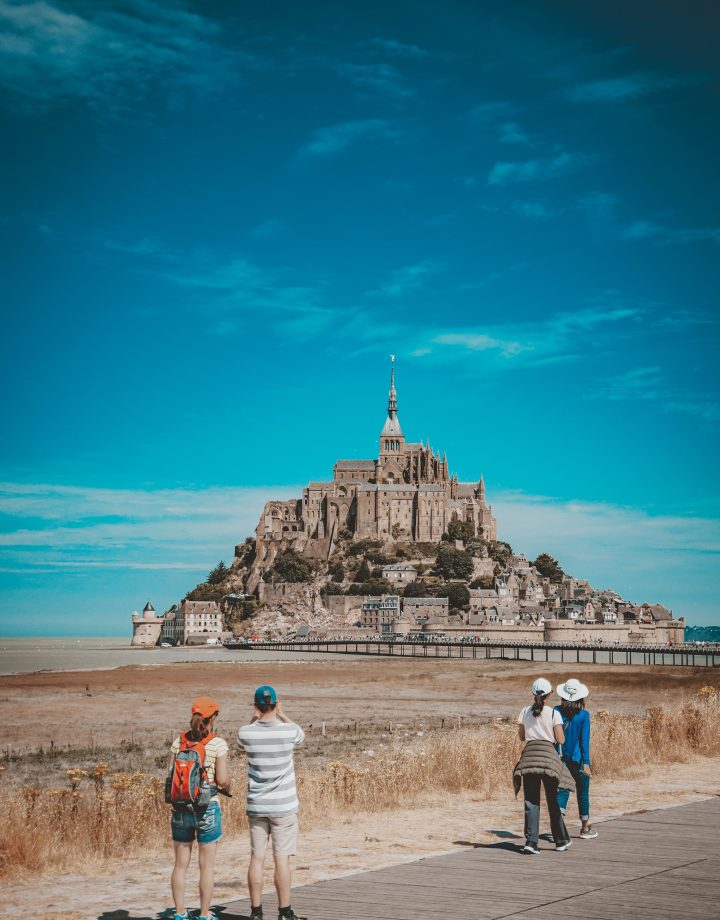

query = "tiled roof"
404;596;449;606
335;460;376;469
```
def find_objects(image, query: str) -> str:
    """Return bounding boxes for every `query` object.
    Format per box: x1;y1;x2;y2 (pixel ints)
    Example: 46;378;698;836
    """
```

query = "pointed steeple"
380;355;404;442
478;475;486;502
388;354;397;415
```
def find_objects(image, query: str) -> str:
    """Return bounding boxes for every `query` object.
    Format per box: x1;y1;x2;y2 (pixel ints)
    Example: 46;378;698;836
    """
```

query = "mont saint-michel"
133;362;684;648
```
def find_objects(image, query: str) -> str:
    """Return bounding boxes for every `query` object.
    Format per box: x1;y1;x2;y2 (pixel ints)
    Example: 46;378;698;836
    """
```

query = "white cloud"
498;121;533;145
334;61;413;99
567;71;701;104
433;332;529;359
428;305;642;364
298;119;402;158
587;367;720;422
0;0;249;111
368;260;444;298
488;152;596;186
0;481;299;572
466;100;517;123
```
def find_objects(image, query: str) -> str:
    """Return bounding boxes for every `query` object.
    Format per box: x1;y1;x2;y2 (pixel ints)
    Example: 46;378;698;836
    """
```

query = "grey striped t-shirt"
237;718;305;817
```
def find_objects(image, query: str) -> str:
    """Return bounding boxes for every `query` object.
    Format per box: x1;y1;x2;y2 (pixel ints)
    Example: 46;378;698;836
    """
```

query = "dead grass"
2;686;718;879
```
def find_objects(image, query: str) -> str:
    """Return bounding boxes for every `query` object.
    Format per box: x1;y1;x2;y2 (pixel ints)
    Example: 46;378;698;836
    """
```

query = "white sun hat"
532;677;553;695
557;678;589;701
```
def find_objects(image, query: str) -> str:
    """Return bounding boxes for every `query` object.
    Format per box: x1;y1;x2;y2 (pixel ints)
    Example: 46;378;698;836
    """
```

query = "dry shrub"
2;691;719;879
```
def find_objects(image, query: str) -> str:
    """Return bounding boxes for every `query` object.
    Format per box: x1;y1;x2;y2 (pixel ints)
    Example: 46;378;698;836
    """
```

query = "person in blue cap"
237;685;306;920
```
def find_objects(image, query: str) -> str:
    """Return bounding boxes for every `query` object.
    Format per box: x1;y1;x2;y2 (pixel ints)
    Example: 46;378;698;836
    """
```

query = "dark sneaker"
580;825;598;839
250;911;263;920
555;839;573;851
278;912;307;920
522;841;540;855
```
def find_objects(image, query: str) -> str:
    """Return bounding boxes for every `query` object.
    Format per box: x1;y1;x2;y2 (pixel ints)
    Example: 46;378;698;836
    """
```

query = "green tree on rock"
271;550;313;583
403;580;432;598
207;561;230;585
328;560;345;582
488;541;513;566
532;553;564;583
446;518;475;542
354;558;371;582
435;544;473;580
436;582;470;610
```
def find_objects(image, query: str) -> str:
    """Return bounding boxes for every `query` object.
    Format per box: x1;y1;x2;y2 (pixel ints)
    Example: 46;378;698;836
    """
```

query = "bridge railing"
223;638;720;667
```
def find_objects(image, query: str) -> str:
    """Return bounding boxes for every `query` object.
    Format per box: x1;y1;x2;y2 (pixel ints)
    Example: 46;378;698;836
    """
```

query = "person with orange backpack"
167;696;230;920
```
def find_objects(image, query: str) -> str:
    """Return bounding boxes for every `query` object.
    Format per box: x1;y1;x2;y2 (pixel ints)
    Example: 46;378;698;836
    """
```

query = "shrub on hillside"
470;575;495;590
354;559;371;582
488;540;513;565
347;539;383;557
532;553;564;583
207;561;230;585
328;560;345;582
347;579;393;596
446;518;475;542
270;549;313;583
404;580;433;598
185;583;227;604
435;582;470;610
435;544;473;580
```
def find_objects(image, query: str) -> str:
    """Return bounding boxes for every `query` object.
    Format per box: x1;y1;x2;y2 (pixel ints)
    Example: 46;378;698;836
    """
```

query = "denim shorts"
171;801;222;844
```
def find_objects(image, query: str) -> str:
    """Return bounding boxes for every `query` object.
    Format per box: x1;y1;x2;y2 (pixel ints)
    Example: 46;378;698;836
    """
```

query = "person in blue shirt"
554;678;598;840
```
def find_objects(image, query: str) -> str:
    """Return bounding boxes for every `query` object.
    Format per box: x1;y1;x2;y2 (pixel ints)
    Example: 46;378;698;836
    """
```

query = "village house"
403;596;450;622
360;595;401;632
382;563;418;587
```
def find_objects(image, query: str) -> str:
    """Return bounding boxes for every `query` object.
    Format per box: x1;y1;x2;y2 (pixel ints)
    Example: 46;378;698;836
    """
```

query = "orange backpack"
165;731;217;812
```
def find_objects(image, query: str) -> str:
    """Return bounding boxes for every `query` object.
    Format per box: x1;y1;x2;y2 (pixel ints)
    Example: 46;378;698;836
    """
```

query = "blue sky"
1;0;718;634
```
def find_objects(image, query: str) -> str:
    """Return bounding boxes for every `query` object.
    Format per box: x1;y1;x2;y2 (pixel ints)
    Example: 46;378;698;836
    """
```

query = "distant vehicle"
160;642;173;648
206;637;222;645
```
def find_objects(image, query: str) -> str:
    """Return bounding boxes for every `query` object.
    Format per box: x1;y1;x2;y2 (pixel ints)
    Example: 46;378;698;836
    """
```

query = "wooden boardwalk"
219;797;720;920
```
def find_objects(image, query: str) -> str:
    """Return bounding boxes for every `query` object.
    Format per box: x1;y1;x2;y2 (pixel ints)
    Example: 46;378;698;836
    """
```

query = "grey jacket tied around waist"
512;740;576;796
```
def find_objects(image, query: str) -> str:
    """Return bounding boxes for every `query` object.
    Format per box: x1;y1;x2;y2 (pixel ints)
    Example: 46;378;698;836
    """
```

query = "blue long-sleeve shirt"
554;706;591;765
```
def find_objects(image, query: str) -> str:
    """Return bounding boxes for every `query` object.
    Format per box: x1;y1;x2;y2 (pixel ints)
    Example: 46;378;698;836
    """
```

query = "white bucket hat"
557;678;589;701
532;677;553;695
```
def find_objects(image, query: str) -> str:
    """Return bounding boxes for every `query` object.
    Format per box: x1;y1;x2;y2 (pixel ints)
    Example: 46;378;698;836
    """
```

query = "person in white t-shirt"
517;678;570;854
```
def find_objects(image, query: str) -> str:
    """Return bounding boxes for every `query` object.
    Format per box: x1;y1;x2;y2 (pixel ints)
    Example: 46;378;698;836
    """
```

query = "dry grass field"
2;656;719;890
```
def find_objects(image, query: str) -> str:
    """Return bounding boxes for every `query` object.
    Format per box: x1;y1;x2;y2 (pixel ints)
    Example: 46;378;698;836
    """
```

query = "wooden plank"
220;798;720;920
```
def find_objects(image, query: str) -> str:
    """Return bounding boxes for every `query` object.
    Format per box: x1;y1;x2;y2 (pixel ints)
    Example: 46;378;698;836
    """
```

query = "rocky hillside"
183;521;529;637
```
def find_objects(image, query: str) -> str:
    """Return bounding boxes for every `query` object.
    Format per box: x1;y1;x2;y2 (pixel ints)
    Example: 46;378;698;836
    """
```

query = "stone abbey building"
255;360;497;565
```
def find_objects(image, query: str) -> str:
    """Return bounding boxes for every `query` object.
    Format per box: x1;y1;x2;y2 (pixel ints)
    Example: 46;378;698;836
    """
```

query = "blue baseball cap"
254;685;277;705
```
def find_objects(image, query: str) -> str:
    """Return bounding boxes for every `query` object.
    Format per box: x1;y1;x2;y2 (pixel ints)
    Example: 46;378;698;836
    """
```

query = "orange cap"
191;696;219;719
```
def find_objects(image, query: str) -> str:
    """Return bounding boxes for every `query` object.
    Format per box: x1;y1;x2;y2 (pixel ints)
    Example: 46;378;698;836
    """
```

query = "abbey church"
255;360;497;564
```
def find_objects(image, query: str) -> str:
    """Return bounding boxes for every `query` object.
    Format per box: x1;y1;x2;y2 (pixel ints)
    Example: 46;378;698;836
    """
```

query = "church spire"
388;354;397;415
380;354;404;451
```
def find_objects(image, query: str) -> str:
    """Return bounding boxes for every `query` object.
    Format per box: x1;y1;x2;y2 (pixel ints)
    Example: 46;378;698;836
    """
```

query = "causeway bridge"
226;638;720;667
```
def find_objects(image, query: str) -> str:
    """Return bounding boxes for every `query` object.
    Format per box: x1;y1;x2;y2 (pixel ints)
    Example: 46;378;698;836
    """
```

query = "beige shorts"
249;812;299;857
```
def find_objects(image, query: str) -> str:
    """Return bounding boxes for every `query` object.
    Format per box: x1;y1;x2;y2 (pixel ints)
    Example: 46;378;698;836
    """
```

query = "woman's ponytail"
531;691;547;717
187;712;210;742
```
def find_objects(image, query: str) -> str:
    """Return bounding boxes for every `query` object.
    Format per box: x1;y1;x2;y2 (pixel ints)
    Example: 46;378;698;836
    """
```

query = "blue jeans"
557;758;590;821
171;801;222;844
